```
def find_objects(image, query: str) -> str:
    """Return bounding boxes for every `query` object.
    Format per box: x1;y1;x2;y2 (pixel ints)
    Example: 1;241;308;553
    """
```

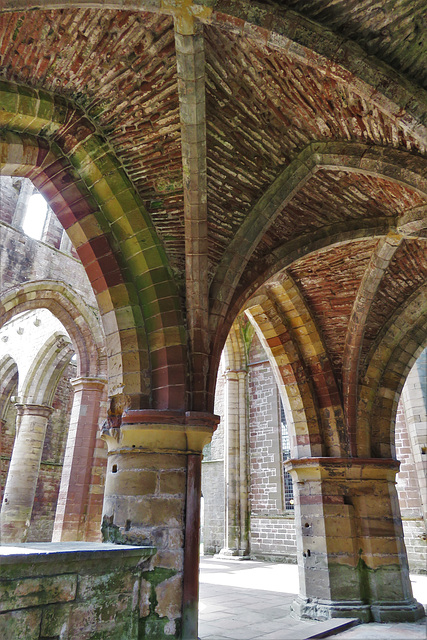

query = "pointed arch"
342;231;404;454
210;143;427;341
245;295;323;459
0;83;186;409
0;281;106;380
21;332;74;406
266;278;348;457
357;285;427;458
0;355;19;422
222;320;246;372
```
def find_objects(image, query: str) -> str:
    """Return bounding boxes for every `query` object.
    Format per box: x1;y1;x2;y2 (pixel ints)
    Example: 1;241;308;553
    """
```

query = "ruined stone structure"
0;178;109;546
202;329;427;575
0;1;426;638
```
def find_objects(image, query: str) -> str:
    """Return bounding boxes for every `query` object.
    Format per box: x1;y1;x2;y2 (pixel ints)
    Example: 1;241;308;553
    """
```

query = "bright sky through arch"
22;193;48;240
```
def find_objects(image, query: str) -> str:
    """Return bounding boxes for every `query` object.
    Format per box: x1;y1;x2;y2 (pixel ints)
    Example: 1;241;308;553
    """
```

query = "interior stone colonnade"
0;1;426;638
0;283;108;544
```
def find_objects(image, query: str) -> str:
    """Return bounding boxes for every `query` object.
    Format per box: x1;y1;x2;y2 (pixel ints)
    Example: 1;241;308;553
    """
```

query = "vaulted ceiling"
0;1;426;415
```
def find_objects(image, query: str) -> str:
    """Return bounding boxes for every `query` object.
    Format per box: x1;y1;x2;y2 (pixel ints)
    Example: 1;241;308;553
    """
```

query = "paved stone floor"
199;557;427;640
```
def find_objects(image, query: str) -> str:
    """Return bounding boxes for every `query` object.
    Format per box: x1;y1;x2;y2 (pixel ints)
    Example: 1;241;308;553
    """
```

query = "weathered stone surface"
40;602;72;638
156;573;183;620
0;544;154;640
0;2;426;637
0;608;42;640
0;573;77;613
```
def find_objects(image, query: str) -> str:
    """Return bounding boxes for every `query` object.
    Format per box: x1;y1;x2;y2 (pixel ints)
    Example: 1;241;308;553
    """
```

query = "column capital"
102;409;220;455
70;376;107;393
285;457;400;481
15;403;54;419
224;369;247;381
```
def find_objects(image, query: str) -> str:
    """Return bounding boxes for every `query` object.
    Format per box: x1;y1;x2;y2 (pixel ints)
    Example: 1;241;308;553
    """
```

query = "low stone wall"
0;542;155;639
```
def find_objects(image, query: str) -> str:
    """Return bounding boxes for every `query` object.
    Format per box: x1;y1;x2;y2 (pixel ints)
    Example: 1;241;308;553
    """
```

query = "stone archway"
0;284;108;542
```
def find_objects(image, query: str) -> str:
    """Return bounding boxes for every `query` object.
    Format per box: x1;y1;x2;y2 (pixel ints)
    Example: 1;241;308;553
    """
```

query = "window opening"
280;399;294;511
22;193;48;240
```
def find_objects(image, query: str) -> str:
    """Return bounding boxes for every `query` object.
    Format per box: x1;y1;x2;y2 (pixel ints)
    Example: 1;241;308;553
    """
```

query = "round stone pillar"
219;369;249;558
1;403;53;542
101;410;218;640
285;457;425;623
52;376;107;542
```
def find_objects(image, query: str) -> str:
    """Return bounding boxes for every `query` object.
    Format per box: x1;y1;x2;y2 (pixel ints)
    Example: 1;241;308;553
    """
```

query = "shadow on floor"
198;557;427;640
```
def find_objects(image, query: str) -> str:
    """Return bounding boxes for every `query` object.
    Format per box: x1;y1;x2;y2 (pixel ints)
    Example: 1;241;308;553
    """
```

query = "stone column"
1;403;53;542
285;457;425;623
52;376;107;542
220;369;249;557
237;370;250;555
101;410;218;640
11;179;34;229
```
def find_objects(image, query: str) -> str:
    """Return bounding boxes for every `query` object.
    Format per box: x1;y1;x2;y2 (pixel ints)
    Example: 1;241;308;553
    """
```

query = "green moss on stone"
140;568;178;639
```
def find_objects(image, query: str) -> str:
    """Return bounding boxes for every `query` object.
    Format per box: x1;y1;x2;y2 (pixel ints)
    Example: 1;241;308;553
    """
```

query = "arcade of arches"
0;1;426;638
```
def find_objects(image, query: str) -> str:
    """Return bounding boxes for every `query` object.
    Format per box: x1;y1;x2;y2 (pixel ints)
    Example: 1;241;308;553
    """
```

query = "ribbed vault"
0;1;425;432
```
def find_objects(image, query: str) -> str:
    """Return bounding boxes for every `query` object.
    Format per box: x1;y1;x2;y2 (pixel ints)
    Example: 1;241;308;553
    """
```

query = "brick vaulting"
1;1;425;417
0;2;426;637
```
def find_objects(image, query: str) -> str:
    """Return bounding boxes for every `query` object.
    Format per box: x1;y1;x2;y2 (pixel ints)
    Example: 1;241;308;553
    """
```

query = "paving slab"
199;556;427;640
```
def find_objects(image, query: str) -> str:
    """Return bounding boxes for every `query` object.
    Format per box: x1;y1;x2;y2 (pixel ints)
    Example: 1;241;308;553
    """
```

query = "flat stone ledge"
0;541;156;557
0;542;156;579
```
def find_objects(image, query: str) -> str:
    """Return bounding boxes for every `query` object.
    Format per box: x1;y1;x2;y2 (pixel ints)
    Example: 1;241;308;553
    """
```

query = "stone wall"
0;176;21;225
0;221;95;303
250;516;296;563
395;402;427;574
0;543;155;640
248;360;284;516
201;460;224;555
0;185;107;544
247;336;297;562
201;366;225;554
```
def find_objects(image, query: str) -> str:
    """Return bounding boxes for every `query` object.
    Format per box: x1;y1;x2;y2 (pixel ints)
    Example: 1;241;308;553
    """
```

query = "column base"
216;548;250;560
291;596;425;623
291;596;372;623
370;599;425;622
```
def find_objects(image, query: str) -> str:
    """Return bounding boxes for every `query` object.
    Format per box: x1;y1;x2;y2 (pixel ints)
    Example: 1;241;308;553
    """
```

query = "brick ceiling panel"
361;239;427;362
260;0;427;89
251;171;426;263
287;239;379;383
0;9;185;272
204;25;422;273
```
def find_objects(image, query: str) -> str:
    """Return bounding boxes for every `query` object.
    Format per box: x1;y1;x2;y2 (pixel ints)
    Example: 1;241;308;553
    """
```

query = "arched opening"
0;309;76;542
22;193;48;241
0;178;110;544
0;4;426;638
395;348;427;575
200;317;427;637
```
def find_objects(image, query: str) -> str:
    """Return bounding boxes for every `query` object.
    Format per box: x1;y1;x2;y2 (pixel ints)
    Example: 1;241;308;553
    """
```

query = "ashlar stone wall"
202;332;426;573
248;334;297;562
201;358;225;555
